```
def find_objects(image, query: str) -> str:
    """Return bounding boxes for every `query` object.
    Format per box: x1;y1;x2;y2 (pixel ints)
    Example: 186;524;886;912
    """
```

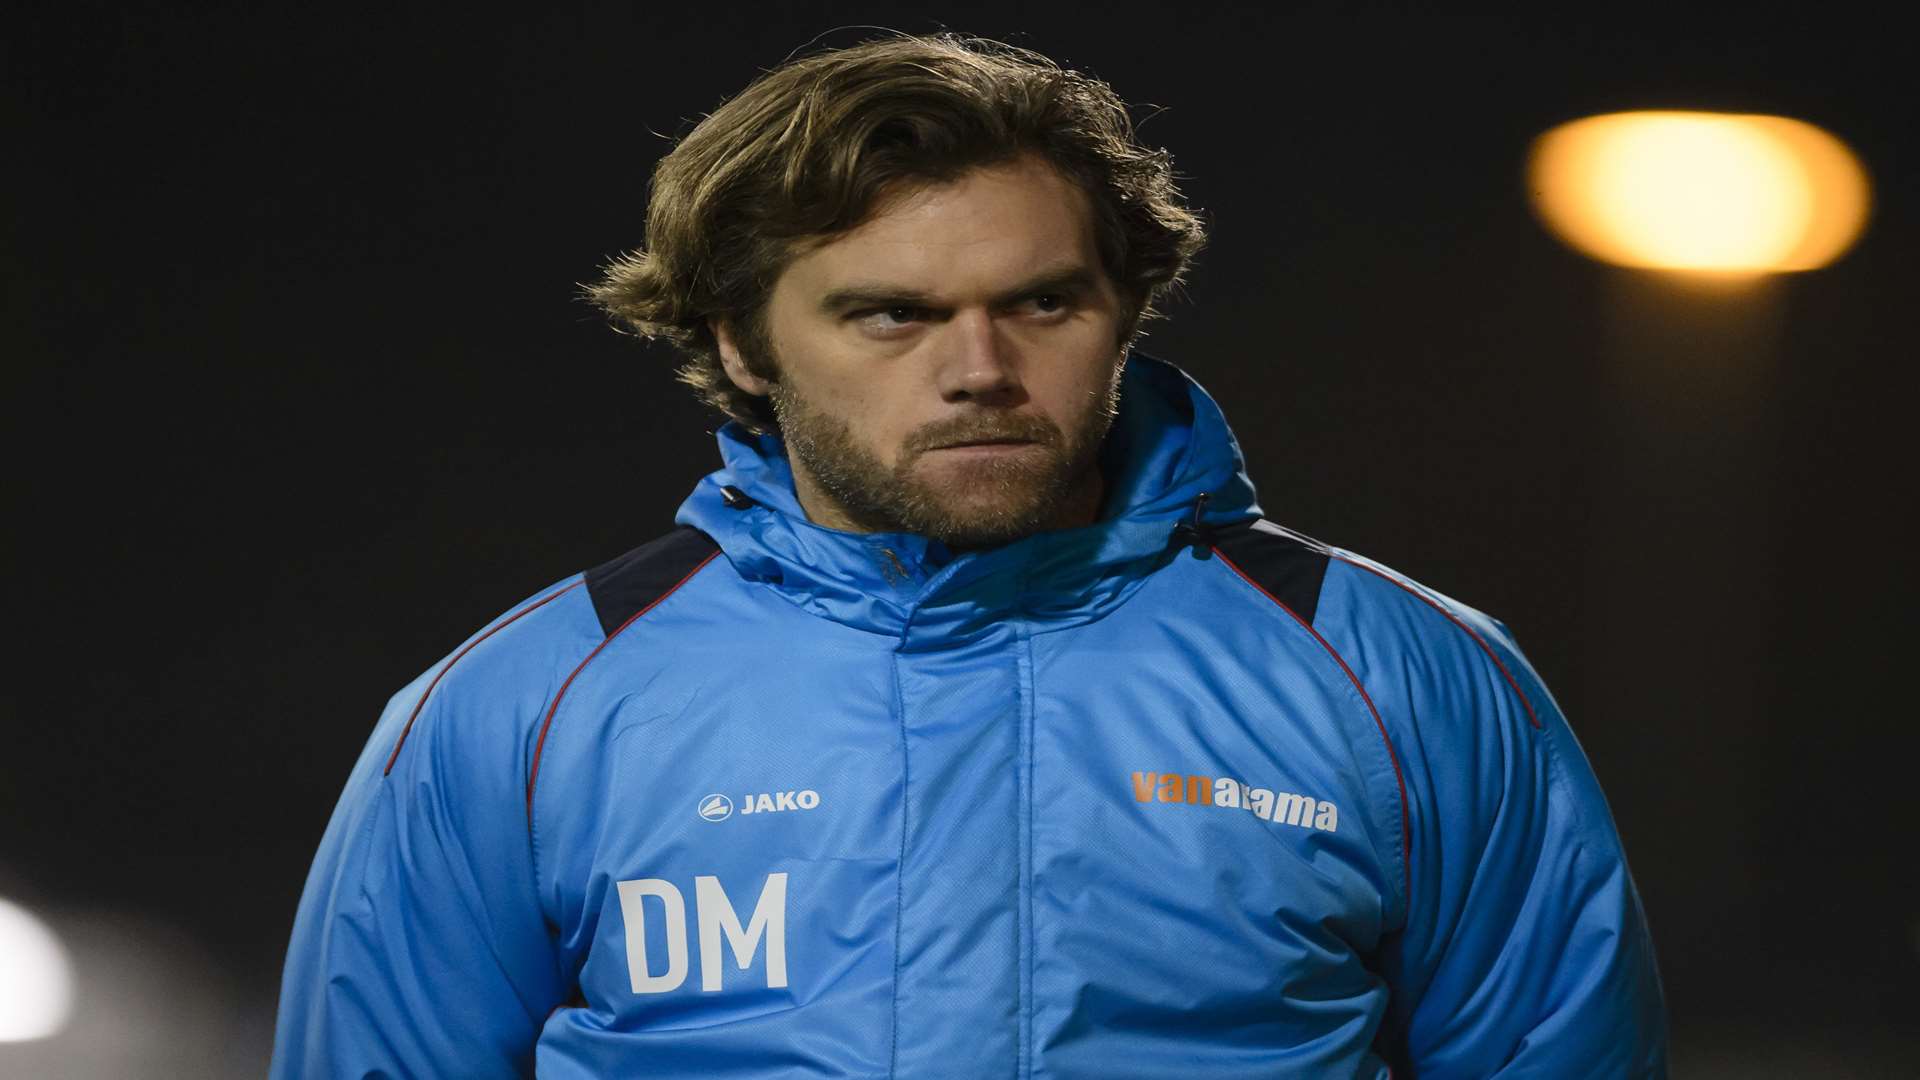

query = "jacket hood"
673;351;1261;645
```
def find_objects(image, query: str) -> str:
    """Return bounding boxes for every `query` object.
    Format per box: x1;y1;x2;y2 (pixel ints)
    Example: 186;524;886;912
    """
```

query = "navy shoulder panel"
583;525;722;638
1210;519;1332;625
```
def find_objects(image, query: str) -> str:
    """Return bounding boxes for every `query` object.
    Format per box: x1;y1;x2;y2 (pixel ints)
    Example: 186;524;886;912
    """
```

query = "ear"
710;317;774;397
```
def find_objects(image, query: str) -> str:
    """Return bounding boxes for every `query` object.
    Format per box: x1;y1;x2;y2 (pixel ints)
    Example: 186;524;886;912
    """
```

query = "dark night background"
5;6;1914;1076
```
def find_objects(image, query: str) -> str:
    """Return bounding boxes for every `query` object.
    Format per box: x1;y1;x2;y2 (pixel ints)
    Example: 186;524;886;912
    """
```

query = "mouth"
938;438;1032;449
928;439;1040;457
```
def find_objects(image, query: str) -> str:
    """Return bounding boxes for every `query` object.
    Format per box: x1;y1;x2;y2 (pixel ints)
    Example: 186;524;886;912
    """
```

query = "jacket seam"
523;551;720;906
1015;619;1036;1080
1333;555;1544;730
524;551;719;827
1211;546;1413;928
382;580;584;776
887;648;909;1080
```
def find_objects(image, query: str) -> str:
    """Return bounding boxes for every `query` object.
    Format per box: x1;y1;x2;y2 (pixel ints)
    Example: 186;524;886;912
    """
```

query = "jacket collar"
673;351;1261;645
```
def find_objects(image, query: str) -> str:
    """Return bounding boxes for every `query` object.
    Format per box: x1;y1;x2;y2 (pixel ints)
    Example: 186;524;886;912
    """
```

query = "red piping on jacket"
1333;557;1544;730
524;550;721;824
1212;547;1415;904
383;581;585;776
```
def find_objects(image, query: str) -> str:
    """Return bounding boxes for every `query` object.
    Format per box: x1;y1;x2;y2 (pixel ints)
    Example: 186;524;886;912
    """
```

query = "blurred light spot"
1529;111;1870;273
0;897;74;1042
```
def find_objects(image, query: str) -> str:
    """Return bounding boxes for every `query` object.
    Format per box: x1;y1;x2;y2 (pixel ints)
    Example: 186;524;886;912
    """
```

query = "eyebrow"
816;264;1101;316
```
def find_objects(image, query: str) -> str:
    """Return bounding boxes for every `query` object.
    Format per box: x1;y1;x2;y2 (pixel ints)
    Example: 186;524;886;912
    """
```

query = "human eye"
1021;293;1074;318
850;306;929;334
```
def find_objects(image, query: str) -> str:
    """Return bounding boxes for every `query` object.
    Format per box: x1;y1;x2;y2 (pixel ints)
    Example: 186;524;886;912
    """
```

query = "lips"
937;438;1033;449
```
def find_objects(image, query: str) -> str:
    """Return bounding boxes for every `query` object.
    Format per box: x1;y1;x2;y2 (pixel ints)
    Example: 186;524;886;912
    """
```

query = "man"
272;31;1667;1078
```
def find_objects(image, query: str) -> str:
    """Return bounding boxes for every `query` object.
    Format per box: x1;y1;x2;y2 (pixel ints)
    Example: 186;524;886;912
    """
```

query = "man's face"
714;153;1131;550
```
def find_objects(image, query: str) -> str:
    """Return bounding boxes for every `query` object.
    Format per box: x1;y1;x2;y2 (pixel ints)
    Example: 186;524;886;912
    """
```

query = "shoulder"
1318;544;1545;731
579;524;727;637
381;526;725;775
1210;519;1543;731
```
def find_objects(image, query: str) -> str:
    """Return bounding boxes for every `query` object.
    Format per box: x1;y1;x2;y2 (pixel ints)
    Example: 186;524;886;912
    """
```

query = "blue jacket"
272;352;1666;1078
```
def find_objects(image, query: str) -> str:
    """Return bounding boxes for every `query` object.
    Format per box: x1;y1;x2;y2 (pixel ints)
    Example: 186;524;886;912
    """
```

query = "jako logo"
738;790;820;816
697;794;733;822
1132;770;1340;832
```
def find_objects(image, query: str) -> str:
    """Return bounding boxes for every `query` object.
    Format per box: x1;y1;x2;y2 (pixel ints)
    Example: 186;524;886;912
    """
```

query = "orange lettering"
1131;772;1156;802
1157;773;1183;803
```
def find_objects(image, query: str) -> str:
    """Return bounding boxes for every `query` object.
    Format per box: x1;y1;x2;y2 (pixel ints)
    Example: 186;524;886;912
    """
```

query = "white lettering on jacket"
739;789;820;815
615;872;789;994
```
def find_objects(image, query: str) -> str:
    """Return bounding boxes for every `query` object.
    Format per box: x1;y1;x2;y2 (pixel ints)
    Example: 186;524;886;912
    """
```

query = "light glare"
1529;111;1870;273
0;897;75;1042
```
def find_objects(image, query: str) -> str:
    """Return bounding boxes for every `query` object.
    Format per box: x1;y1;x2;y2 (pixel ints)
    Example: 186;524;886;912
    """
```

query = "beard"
766;363;1124;551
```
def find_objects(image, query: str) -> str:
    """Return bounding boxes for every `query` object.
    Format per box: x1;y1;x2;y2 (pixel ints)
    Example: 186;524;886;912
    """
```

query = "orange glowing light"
1528;111;1870;273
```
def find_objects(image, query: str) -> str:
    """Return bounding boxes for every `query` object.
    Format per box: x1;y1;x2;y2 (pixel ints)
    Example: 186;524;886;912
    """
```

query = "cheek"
843;374;928;454
803;375;913;467
1040;351;1123;418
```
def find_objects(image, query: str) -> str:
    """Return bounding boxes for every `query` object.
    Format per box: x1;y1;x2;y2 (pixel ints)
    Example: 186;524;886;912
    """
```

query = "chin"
914;492;1063;549
927;524;1041;551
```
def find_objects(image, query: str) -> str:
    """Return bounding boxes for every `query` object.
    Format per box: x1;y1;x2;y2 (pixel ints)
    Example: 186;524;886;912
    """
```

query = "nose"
934;308;1022;405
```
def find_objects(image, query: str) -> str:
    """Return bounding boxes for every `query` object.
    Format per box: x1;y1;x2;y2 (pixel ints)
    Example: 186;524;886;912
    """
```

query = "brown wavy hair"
585;30;1208;434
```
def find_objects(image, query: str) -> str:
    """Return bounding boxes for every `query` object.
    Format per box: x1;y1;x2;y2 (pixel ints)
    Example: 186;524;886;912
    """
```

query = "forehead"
777;155;1103;297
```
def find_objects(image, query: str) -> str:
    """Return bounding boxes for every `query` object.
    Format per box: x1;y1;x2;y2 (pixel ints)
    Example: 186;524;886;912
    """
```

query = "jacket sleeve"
270;666;567;1078
1368;600;1668;1078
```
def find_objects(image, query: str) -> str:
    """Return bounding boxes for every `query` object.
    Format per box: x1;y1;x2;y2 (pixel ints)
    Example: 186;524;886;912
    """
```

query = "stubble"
768;366;1123;550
